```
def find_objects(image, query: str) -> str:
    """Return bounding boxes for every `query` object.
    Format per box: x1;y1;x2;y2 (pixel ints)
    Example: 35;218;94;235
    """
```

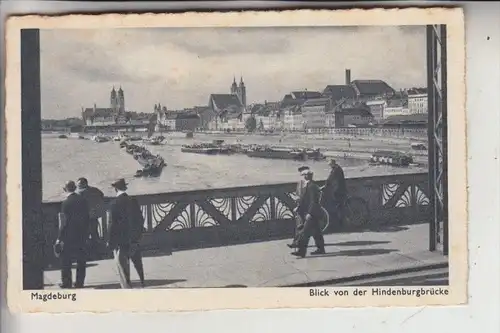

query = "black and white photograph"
5;9;467;312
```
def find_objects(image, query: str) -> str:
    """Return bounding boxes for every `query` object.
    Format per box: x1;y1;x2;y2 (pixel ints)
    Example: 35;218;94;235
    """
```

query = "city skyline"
40;25;426;119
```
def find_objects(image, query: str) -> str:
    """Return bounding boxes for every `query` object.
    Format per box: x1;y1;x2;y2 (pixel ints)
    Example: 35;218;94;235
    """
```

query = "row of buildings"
80;70;428;132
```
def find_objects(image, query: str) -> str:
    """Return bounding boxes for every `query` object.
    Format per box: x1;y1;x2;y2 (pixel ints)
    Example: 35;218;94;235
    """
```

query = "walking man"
128;196;146;287
292;169;326;258
287;166;309;249
56;181;91;288
321;159;347;229
76;177;105;256
107;178;133;289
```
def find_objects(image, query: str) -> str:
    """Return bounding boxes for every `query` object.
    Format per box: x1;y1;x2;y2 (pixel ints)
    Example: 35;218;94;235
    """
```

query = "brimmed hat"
297;166;310;172
111;178;128;189
301;169;313;176
63;181;76;192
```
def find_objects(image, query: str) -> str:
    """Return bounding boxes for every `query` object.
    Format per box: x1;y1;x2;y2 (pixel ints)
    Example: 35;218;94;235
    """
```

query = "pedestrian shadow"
309;240;391;248
367;225;410;233
305;248;398;258
89;278;187;289
44;262;99;271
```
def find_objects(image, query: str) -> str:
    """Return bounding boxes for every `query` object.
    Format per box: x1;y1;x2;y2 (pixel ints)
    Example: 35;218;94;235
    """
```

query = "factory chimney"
345;69;351;85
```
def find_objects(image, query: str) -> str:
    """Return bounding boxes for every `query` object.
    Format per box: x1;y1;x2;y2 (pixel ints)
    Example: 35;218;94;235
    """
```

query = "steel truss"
426;25;449;255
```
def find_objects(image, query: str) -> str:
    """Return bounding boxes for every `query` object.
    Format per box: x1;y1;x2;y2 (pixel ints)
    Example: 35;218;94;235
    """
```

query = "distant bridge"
83;123;152;133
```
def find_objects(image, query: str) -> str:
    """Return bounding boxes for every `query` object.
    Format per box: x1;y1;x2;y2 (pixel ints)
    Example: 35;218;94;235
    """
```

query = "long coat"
297;181;323;220
59;193;90;246
108;193;132;249
323;165;347;203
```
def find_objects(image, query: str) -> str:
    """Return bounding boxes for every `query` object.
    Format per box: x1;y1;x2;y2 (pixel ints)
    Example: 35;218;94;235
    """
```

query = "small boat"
92;135;110;143
133;155;166;178
134;154;165;168
370;150;413;166
58;134;68;139
305;148;326;161
128;136;142;142
134;165;165;178
143;136;164;146
411;143;427;151
113;133;129;141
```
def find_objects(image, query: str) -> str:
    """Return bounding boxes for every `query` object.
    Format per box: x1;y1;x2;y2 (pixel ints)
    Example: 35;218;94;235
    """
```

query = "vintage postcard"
5;8;466;312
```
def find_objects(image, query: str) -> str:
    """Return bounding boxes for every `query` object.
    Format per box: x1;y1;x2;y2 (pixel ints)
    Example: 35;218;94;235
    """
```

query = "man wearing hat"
108;178;133;288
292;168;326;258
321;159;347;229
76;177;105;255
57;180;91;288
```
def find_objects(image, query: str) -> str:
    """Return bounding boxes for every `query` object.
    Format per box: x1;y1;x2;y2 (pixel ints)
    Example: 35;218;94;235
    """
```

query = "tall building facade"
230;76;247;107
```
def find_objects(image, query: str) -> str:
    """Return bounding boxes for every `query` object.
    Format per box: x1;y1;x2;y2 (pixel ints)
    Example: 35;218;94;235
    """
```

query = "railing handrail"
42;172;427;205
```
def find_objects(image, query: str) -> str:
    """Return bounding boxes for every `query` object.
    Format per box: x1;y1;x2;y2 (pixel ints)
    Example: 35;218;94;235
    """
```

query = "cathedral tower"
117;86;125;113
238;76;246;107
110;86;117;111
230;76;238;95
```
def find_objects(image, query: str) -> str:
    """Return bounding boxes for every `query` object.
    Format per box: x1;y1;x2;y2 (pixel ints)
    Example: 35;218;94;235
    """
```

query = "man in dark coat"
107;178;132;289
56;180;91;288
128;196;146;287
292;169;326;258
321;159;347;229
76;177;105;256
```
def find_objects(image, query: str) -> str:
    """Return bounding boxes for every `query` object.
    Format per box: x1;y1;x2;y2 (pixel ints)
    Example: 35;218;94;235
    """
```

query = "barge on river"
246;147;325;161
181;140;234;155
181;146;220;154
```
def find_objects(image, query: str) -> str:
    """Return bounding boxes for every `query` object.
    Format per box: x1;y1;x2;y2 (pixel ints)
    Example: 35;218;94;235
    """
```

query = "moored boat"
411;143;427;151
133;153;166;178
92;135;110;143
305;148;326;161
143;136;164;146
370;150;413;166
181;145;220;154
246;147;307;160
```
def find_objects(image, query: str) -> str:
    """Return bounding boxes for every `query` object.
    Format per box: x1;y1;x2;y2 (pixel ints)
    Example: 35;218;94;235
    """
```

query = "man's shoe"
59;283;72;289
291;251;306;258
287;243;297;249
311;248;326;255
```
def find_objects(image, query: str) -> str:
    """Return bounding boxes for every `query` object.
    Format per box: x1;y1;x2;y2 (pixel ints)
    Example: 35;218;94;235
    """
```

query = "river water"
42;132;426;201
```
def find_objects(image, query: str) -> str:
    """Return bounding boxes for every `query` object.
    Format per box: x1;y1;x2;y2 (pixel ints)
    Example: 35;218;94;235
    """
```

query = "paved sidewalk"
44;223;447;289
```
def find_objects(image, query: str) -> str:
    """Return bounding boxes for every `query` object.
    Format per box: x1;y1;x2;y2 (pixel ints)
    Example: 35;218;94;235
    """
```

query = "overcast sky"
40;25;426;119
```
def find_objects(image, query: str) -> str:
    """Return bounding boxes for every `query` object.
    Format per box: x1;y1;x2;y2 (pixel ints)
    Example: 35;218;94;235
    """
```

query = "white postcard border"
5;8;467;313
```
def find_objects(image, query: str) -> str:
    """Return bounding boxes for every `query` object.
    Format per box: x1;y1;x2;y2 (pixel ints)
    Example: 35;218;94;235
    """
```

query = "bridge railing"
41;172;430;266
